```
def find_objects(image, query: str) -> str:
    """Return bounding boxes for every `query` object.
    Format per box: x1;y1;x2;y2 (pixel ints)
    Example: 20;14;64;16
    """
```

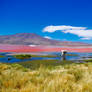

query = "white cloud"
44;36;52;39
43;25;92;40
81;37;91;40
63;29;92;40
43;25;86;33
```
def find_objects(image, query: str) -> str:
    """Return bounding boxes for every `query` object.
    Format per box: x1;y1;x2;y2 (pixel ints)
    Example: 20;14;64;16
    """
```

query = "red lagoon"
0;44;92;53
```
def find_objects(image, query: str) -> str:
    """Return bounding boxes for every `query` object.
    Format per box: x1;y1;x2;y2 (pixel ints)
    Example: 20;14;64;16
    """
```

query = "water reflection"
0;52;92;63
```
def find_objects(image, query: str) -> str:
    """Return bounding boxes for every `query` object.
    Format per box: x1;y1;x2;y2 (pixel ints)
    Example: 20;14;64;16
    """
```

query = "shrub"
14;54;31;60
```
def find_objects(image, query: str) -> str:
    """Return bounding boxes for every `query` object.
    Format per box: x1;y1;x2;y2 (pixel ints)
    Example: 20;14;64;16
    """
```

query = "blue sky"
0;0;92;43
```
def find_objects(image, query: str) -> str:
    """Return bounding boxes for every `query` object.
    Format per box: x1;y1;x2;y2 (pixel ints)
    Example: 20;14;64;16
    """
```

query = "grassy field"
13;54;32;60
13;54;61;59
17;60;74;70
0;55;5;58
0;59;92;92
85;59;92;62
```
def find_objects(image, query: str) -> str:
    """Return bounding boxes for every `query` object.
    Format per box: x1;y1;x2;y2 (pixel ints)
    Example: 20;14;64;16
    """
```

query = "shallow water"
0;52;92;63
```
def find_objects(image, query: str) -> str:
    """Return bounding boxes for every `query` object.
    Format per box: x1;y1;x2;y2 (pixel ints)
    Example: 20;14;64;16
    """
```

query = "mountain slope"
0;33;91;46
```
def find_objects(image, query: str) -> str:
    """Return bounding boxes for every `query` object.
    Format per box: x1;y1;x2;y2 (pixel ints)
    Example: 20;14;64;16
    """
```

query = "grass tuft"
0;60;92;92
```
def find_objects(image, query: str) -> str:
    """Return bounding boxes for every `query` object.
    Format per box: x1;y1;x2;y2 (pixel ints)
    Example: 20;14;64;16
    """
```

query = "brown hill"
0;33;91;46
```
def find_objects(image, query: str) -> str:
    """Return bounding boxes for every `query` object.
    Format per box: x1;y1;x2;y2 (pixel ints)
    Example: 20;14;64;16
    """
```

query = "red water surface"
0;44;92;53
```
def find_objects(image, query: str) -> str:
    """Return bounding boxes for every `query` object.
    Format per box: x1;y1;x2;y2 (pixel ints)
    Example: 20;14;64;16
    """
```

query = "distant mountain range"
0;33;91;46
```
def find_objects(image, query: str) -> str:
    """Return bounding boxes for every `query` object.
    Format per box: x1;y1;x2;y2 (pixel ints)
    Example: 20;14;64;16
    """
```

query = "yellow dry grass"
0;62;92;92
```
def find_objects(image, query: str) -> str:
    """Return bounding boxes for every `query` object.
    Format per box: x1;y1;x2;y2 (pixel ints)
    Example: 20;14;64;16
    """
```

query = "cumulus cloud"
44;36;52;39
43;25;92;40
63;29;92;40
43;25;86;33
